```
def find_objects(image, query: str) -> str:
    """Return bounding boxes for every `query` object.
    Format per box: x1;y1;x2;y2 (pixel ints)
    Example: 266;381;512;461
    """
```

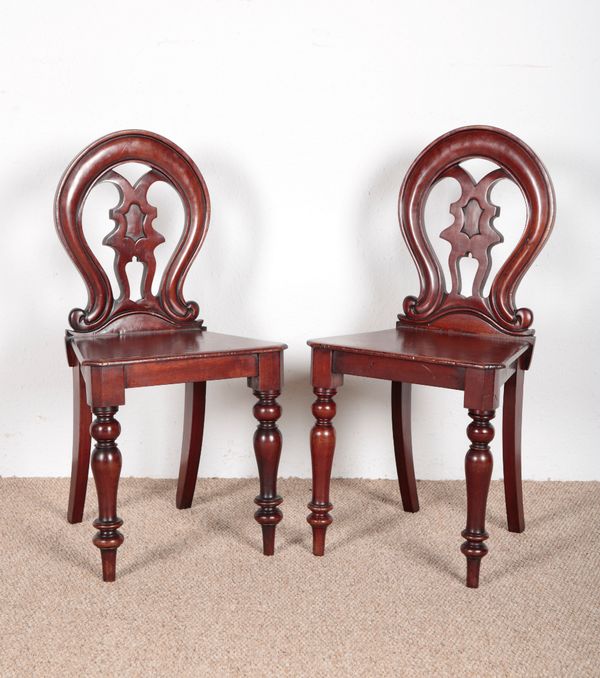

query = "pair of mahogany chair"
55;126;555;588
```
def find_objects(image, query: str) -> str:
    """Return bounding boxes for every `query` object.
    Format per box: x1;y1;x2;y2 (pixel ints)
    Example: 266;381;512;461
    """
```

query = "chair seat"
308;327;531;370
70;329;287;367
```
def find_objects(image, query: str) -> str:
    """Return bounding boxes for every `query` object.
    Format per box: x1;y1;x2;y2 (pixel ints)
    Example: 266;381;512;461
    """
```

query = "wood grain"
307;126;554;587
56;131;286;580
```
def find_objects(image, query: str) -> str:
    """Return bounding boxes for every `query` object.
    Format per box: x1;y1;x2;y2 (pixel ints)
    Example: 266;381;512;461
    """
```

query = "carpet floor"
0;478;598;677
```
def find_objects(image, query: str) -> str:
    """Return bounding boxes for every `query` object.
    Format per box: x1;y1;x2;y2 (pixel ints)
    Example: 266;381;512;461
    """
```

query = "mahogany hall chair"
307;126;555;588
55;130;286;581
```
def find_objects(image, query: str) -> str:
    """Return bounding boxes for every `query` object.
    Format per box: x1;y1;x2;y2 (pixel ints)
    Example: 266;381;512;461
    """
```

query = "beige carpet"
1;478;598;677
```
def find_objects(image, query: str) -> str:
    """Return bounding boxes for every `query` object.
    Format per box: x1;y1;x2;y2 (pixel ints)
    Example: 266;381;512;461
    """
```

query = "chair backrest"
55;130;210;334
397;126;555;336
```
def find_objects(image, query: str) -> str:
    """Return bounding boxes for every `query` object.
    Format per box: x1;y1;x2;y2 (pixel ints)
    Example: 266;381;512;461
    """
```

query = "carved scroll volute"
55;130;210;333
398;126;555;335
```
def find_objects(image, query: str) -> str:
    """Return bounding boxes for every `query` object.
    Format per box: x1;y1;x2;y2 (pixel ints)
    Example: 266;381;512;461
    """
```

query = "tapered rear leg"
67;366;92;524
391;381;419;512
176;381;206;509
502;368;525;532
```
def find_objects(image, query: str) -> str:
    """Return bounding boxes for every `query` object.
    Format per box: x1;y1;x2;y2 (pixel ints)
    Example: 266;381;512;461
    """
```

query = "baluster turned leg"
253;390;283;555
461;409;495;588
91;407;124;582
307;388;337;556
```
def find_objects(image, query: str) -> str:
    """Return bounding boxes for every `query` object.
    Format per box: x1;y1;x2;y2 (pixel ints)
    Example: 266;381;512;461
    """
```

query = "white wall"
1;1;599;480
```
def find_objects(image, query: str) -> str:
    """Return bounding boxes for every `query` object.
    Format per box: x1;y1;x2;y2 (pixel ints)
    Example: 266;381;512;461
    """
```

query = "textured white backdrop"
1;1;598;479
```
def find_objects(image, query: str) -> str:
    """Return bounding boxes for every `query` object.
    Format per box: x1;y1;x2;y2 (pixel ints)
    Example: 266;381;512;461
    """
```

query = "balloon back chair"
55;130;286;581
307;126;555;587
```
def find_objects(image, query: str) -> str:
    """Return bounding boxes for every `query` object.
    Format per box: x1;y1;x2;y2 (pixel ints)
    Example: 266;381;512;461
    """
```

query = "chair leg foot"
260;524;276;556
461;408;494;588
309;512;333;556
100;548;118;583
465;557;481;589
91;407;124;582
312;528;324;556
307;387;337;555
252;390;283;555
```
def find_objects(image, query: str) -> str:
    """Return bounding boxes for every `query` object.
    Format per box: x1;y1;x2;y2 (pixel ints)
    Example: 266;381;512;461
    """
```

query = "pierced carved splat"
55;130;210;334
439;166;507;298
398;126;555;335
102;169;165;311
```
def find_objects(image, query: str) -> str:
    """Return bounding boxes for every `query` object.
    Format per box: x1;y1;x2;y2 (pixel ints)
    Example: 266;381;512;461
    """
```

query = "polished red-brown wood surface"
398;125;555;336
307;126;555;588
70;330;286;366
56;131;286;581
55;130;210;335
308;328;531;370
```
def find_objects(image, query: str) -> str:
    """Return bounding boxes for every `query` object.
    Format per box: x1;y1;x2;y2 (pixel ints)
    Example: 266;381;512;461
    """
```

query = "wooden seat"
70;330;284;370
309;328;531;372
306;126;555;588
56;130;286;581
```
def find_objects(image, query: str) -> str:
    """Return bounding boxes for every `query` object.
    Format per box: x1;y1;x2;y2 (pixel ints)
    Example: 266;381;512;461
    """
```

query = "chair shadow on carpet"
319;480;594;585
21;478;595;583
22;478;265;580
117;478;269;578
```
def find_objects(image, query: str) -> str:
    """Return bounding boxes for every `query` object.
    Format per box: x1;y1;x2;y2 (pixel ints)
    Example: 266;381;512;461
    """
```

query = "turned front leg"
91;407;124;582
253;390;283;555
307;387;337;555
461;409;495;588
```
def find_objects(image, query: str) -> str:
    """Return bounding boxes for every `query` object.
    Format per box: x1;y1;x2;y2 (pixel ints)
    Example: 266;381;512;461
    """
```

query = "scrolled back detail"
397;126;555;336
55;130;210;334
